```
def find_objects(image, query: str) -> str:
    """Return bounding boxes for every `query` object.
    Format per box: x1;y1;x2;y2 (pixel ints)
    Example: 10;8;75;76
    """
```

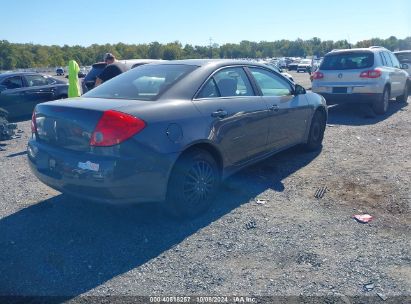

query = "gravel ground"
0;72;409;303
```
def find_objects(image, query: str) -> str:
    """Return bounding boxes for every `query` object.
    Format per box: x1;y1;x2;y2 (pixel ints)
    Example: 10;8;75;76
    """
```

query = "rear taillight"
31;111;37;133
360;69;382;78
90;110;146;147
312;71;324;79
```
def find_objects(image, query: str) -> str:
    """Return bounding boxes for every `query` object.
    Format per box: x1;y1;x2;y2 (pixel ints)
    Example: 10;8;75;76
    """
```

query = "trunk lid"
34;97;151;151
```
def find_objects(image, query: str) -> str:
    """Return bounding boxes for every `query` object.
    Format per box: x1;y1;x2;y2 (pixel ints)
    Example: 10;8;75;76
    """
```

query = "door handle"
269;104;279;112
211;109;228;118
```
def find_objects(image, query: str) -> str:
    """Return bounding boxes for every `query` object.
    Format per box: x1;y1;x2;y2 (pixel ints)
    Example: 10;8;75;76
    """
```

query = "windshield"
320;52;374;70
83;64;197;101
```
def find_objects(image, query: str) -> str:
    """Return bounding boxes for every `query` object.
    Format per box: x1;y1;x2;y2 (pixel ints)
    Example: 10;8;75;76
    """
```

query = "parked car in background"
28;59;327;218
297;59;312;73
56;67;65;76
81;62;107;93
394;50;411;91
312;47;409;114
265;63;294;82
287;61;300;71
82;59;164;93
0;72;68;118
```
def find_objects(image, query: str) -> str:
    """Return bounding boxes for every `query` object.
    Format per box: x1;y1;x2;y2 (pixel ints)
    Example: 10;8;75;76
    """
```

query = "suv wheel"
396;82;409;103
373;87;389;115
165;149;220;218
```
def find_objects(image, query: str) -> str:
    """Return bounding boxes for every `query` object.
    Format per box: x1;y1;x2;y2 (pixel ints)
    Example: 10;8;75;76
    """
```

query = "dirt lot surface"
0;72;409;303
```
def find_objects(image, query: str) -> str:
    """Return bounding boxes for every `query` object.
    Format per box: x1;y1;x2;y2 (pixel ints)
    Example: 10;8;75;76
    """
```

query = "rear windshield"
395;52;411;64
320;52;374;70
83;64;197;101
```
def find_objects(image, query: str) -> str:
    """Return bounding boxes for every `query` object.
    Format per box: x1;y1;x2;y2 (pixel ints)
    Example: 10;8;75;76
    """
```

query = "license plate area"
333;87;347;94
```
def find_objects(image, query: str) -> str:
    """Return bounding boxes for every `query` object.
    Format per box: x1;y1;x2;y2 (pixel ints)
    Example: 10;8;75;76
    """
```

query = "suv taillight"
360;69;382;78
312;71;324;79
90;110;146;147
31;111;37;133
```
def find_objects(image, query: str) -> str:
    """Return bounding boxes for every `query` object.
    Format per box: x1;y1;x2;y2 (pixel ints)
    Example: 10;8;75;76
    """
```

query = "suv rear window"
320;52;374;70
83;64;197;101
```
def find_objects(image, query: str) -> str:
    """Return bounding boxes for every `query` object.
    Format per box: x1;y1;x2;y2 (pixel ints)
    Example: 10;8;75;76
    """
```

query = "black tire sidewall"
374;88;389;114
166;149;220;218
306;111;326;151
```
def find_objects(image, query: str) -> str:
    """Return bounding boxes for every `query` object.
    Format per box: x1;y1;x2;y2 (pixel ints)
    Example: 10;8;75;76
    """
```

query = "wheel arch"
177;141;224;174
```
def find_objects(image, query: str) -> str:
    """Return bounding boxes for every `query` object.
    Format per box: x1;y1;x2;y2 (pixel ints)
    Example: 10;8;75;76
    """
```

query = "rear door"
23;74;57;111
0;75;26;117
387;52;407;95
193;66;270;165
247;66;310;149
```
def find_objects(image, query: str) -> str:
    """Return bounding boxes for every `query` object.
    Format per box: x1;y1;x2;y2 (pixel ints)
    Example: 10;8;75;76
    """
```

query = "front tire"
165;149;220;219
303;111;326;151
396;82;409;103
373;87;389;115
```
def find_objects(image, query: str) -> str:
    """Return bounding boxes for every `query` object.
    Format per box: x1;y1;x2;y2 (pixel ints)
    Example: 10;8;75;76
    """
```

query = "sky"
1;0;410;47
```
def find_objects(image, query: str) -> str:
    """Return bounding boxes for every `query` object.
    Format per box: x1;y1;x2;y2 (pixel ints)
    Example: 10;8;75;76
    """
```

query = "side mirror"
294;84;306;95
0;85;7;93
401;63;409;70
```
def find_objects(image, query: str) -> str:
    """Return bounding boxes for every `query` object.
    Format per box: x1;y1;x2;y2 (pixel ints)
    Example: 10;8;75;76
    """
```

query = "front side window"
1;76;23;89
84;64;197;101
25;75;49;87
249;67;292;96
388;52;400;68
46;77;57;85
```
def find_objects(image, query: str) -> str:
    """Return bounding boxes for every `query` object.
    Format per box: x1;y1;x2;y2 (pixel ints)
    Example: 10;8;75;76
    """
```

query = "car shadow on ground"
327;100;408;126
0;146;320;299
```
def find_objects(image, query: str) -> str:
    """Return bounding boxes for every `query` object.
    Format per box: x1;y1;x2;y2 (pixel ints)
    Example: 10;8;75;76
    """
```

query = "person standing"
68;59;81;97
94;53;127;87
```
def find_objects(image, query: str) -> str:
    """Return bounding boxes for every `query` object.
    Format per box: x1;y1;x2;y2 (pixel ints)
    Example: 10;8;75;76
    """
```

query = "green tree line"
1;36;410;70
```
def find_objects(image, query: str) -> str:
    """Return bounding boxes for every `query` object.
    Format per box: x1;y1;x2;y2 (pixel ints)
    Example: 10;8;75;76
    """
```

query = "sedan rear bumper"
27;140;177;204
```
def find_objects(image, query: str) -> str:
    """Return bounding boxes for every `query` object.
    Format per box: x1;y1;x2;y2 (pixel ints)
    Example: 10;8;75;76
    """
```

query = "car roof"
328;47;389;55
0;71;46;80
394;50;411;54
150;59;263;68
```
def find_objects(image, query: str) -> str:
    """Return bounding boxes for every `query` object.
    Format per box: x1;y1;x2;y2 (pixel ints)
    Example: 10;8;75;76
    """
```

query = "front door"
247;67;310;150
193;66;270;166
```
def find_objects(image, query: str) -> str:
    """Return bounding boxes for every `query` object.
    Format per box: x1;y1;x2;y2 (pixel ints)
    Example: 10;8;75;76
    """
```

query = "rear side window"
320;52;374;70
383;52;393;67
1;76;23;89
84;64;197;101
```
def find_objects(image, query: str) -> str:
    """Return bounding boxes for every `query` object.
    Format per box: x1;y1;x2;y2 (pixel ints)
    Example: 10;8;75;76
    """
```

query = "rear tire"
165;149;220;219
303;111;326;151
373;87;389;115
396;82;409;103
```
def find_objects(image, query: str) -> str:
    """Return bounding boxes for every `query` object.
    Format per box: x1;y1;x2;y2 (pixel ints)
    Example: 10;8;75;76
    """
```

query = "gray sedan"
28;60;327;218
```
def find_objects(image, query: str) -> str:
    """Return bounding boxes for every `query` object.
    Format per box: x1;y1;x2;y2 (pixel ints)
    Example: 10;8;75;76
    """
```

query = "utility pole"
209;37;213;58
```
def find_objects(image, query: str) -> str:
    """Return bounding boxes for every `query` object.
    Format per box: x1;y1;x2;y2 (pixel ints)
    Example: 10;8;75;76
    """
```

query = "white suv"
312;47;409;114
